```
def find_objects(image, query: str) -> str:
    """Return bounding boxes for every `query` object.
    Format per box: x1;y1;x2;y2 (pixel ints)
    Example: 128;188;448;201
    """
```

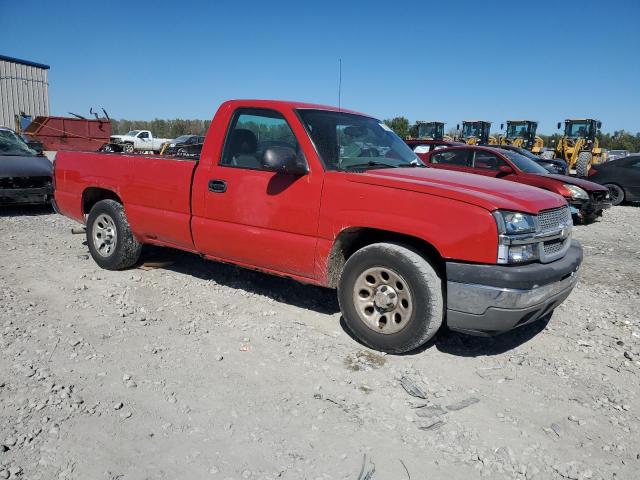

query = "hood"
544;173;608;192
349;167;566;214
0;154;53;178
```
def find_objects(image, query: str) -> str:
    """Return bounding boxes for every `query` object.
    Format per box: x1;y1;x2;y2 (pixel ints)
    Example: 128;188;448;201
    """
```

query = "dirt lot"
1;205;639;480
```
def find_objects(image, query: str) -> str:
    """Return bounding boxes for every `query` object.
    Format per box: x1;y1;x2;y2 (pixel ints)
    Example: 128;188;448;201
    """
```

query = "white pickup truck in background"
101;130;173;154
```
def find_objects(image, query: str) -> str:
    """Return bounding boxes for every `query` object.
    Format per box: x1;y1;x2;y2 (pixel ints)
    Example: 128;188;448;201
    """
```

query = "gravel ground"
1;205;639;480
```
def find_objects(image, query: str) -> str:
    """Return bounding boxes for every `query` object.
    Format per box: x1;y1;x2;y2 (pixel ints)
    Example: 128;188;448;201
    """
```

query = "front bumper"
445;240;582;335
0;186;52;206
569;197;611;217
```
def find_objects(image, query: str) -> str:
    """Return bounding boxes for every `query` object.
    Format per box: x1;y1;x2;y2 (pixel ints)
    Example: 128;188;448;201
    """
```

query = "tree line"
382;116;640;152
112;117;640;153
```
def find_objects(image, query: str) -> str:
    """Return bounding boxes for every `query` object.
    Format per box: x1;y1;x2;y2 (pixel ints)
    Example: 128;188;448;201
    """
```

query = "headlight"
505;244;538;263
493;210;536;234
169;143;176;147
493;210;539;264
564;184;589;200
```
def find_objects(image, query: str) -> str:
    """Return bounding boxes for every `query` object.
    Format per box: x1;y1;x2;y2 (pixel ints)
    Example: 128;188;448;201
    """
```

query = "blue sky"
1;0;639;133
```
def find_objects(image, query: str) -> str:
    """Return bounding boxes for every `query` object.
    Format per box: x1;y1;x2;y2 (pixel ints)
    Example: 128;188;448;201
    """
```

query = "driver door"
137;131;151;151
468;150;510;178
192;107;324;279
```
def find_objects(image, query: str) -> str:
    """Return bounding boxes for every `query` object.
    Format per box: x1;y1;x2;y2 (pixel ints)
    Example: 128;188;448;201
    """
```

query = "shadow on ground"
0;204;54;217
140;245;341;315
132;245;547;357
339;315;549;358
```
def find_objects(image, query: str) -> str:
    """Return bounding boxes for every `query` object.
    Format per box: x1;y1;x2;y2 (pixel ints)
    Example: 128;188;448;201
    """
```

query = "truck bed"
54;151;198;250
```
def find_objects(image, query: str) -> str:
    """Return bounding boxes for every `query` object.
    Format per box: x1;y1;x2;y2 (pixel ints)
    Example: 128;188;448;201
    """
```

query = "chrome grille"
538;206;571;232
543;238;567;256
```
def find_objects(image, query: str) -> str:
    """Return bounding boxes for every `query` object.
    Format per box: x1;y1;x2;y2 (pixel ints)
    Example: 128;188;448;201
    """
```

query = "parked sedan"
424;145;611;223
492;144;568;175
160;135;205;157
0;127;53;206
588;155;640;205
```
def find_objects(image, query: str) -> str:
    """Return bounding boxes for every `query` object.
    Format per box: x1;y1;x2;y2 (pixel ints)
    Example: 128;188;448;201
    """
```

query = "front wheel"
604;183;625;206
575;151;592;177
123;143;134;154
86;200;142;270
338;243;443;354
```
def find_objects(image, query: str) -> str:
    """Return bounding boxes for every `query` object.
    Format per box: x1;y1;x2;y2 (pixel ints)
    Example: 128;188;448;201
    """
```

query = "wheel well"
82;187;122;214
326;227;444;288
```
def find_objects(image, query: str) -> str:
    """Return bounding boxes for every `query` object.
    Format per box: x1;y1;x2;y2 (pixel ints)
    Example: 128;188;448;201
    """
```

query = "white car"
103;130;172;154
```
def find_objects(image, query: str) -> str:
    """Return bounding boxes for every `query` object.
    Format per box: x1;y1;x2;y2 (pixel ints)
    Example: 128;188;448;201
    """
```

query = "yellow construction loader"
553;119;603;177
414;121;454;141
456;121;497;145
499;120;544;154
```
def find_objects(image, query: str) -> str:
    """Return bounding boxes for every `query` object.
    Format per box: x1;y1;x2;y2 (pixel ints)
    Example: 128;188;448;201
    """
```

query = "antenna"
338;58;342;111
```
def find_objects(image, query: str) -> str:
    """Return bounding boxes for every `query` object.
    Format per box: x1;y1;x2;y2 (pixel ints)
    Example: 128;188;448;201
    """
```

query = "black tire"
338;242;443;354
575;151;592;177
123;143;134;154
86;200;142;270
604;183;625;206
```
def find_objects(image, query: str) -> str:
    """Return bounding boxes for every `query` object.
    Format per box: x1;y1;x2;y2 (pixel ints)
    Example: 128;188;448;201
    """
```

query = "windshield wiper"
396;162;426;168
342;161;399;170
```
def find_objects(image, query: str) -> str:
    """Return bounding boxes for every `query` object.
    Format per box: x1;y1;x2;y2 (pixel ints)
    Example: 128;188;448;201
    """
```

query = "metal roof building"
0;54;50;130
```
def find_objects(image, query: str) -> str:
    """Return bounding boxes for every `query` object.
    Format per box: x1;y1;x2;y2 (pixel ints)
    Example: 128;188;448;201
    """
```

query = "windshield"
564;121;590;138
0;129;38;156
501;150;549;174
462;123;483;138
297;109;423;170
125;130;140;136
506;123;529;139
417;123;443;139
173;135;192;143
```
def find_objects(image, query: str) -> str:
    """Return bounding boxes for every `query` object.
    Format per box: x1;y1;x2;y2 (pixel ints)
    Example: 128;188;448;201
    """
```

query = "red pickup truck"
53;100;582;353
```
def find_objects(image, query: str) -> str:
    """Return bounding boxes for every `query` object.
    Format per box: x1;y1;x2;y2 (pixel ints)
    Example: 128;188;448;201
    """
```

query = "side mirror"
500;123;504;130
456;124;460;131
597;121;602;129
498;164;514;175
262;146;307;175
556;122;562;130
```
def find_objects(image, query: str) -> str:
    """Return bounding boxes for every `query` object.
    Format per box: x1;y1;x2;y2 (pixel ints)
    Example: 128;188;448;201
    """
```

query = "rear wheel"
604;183;625;206
575;151;592;177
338;243;443;354
86;200;142;270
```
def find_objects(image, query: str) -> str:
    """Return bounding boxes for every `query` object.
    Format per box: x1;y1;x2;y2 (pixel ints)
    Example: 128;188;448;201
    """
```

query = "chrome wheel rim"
353;266;413;334
92;213;117;257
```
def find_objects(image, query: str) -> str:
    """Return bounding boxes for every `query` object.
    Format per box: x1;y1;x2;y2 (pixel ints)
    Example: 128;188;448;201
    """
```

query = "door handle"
208;179;227;193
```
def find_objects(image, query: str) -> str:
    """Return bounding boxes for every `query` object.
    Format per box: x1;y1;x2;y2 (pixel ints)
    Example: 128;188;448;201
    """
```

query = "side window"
472;151;507;170
431;150;469;166
221;108;304;170
412;145;430;154
628;160;640;169
138;131;149;139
